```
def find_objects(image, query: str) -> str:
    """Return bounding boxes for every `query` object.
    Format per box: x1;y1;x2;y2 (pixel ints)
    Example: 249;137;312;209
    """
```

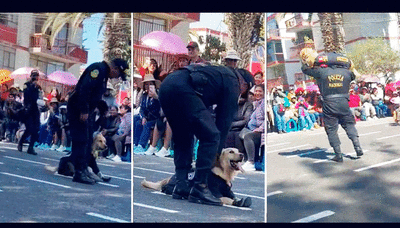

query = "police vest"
314;52;351;69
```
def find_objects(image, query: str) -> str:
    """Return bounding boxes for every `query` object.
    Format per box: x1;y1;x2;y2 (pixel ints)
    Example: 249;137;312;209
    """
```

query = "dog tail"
141;178;170;191
44;165;58;173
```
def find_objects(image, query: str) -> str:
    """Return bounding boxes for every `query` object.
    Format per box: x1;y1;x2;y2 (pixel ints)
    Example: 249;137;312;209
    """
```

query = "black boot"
73;170;96;185
331;146;343;162
172;180;190;200
188;169;222;206
188;183;222;206
233;197;252;207
17;141;23;152
27;147;37;155
355;146;363;157
96;172;111;182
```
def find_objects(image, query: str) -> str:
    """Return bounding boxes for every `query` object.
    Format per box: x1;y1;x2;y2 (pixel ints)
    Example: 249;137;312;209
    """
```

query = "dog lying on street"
141;148;252;207
45;133;109;182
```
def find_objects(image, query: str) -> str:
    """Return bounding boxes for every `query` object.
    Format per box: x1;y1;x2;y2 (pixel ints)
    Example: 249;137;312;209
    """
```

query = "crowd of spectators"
0;82;132;163
266;79;400;134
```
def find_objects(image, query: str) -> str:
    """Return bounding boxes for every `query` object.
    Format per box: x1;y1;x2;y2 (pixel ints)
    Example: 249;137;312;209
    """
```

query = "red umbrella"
140;31;188;55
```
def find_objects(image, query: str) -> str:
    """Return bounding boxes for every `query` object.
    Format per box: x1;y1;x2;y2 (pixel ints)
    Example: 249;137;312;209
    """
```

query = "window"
30;56;65;75
0;13;18;29
133;14;166;44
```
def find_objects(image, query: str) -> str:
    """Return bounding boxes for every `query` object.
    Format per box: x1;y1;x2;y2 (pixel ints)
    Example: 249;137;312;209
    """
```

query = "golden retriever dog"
141;148;252;207
45;133;108;177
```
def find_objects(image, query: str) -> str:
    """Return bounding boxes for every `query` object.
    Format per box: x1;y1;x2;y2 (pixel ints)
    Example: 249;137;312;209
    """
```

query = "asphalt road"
133;153;265;223
0;142;132;223
267;117;400;222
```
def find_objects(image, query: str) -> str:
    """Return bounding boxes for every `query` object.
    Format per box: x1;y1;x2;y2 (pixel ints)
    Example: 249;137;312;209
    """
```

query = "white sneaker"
56;145;66;152
50;144;58;150
144;145;157;155
155;147;170;157
242;161;256;172
112;155;122;162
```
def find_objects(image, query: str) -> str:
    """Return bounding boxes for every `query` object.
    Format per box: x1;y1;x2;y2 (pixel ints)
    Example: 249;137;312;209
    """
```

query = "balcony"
267;29;280;41
29;33;87;65
0;23;17;44
285;14;312;33
267;53;285;67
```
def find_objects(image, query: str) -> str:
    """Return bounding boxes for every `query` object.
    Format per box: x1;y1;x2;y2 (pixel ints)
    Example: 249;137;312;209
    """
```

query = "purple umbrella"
140;31;188;55
47;71;78;86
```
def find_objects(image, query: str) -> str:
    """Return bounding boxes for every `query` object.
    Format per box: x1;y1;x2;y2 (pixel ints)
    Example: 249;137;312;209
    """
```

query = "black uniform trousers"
322;96;361;149
20;108;40;149
159;72;221;182
68;97;100;174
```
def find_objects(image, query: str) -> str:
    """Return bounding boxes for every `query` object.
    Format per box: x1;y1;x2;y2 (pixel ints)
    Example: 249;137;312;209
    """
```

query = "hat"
30;69;40;77
112;58;129;81
276;85;283;90
140;74;161;88
50;97;59;104
186;41;199;49
224;50;242;60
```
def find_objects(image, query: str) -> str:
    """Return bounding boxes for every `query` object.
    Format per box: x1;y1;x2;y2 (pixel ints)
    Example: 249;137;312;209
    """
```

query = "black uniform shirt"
73;61;110;114
23;80;39;111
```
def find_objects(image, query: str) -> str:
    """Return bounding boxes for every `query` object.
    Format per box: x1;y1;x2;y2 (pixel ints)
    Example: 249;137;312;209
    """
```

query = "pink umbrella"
47;71;78;86
306;84;319;92
140;31;188;55
10;67;45;80
361;74;380;83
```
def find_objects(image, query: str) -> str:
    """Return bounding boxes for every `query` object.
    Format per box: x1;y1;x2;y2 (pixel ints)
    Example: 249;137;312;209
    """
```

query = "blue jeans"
273;105;286;132
299;114;313;130
133;114;156;148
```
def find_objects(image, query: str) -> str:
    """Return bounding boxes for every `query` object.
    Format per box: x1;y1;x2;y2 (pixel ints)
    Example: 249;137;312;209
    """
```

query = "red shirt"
349;94;361;108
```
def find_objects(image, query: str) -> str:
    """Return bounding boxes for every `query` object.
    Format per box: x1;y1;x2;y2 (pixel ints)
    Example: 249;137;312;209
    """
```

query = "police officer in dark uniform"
18;70;40;155
301;52;363;162
68;58;128;184
158;65;242;206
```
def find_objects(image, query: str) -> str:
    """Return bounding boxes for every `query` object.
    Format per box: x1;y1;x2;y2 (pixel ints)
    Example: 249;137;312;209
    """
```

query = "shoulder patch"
336;56;349;63
91;69;99;79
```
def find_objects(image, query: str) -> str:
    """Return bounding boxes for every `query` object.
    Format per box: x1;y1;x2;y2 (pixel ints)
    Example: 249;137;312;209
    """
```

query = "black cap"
112;58;129;81
30;70;39;77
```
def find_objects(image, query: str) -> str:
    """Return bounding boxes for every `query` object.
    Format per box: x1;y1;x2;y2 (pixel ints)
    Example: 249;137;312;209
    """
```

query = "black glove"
232;197;252;207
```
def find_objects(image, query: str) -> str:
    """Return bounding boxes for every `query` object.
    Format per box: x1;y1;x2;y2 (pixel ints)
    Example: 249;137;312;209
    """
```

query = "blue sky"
82;13;105;67
190;13;227;32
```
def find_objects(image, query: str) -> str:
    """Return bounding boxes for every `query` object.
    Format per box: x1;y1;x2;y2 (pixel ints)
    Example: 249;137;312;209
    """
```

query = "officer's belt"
323;94;349;99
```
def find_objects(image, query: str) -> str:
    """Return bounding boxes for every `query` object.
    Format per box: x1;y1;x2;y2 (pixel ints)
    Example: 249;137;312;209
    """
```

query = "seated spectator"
241;84;265;172
271;85;286;134
138;57;162;81
295;97;313;130
224;87;254;155
371;87;388;118
46;88;61;105
101;105;121;158
133;74;161;153
349;88;365;121
359;87;377;120
48;98;61;150
102;82;118;109
284;96;299;125
37;100;51;148
112;104;132;162
144;113;173;157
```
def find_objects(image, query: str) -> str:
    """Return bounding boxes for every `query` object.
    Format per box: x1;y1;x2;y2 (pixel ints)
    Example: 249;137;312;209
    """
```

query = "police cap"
112;58;129;81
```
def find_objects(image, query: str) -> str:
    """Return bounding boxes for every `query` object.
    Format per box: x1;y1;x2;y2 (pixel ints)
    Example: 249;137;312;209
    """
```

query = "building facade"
0;13;87;90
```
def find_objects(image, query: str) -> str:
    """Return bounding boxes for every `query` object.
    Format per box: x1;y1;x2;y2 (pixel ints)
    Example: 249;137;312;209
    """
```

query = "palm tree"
224;13;264;69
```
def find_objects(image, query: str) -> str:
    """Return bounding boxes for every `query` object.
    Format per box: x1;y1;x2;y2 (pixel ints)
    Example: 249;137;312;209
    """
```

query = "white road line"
359;131;381;136
0;172;72;189
235;192;264;200
376;134;400;140
0;146;18;150
267;191;283;197
354;158;400;172
133;175;145;179
134;167;174;175
4;156;49;165
133;202;179;213
267;144;311;154
0;162;4;165
223;204;252;211
292;210;335;223
107;175;130;182
86;212;129;223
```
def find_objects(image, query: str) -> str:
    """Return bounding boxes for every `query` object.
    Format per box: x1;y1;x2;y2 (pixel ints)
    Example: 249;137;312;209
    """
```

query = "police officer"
158;65;242;206
301;52;363;162
18;70;40;155
67;58;128;184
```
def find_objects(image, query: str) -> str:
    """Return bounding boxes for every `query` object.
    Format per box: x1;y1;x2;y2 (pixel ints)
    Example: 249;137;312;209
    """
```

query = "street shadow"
268;146;400;222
